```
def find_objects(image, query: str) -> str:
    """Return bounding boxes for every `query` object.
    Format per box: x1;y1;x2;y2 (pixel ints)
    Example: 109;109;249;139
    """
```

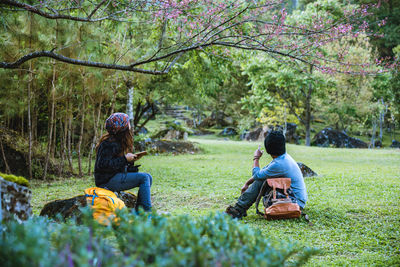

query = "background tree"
0;0;398;179
0;0;389;74
167;51;251;122
318;33;377;133
243;56;331;145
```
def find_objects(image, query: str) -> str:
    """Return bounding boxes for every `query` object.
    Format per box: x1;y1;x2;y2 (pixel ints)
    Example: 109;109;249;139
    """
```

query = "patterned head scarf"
105;113;130;135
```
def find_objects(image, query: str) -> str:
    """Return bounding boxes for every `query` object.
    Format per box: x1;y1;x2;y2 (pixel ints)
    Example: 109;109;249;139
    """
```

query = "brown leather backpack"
255;178;301;220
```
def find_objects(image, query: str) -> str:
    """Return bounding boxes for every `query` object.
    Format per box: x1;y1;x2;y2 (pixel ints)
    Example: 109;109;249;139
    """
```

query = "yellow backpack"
84;187;126;225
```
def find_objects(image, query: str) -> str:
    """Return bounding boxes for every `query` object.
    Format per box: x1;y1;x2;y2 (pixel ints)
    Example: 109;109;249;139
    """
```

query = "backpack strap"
255;178;270;216
301;210;313;226
85;189;99;205
283;183;289;199
272;184;276;201
85;189;116;205
107;196;115;204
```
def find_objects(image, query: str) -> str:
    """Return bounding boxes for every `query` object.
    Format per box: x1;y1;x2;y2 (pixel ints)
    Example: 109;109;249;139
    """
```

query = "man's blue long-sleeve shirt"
252;153;307;208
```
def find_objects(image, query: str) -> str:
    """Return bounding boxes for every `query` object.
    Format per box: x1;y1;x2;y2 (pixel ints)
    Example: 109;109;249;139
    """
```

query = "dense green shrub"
0;214;116;267
0;210;318;266
114;211;318;266
0;172;29;187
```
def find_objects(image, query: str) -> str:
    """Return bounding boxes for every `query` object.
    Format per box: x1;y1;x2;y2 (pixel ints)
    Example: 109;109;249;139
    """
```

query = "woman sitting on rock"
94;112;152;212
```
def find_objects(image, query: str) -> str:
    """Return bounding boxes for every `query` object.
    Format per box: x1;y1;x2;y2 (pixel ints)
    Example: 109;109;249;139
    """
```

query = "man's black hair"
264;131;286;156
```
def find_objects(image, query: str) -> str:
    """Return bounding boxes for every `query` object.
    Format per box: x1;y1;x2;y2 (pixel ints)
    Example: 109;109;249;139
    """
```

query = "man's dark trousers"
236;179;265;212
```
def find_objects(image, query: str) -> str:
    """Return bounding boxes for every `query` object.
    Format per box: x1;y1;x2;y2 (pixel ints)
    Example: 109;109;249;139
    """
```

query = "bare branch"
88;0;107;19
0;51;167;74
163;52;184;73
0;0;124;22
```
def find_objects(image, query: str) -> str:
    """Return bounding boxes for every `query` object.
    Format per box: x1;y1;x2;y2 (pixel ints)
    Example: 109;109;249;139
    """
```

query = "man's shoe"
225;205;246;219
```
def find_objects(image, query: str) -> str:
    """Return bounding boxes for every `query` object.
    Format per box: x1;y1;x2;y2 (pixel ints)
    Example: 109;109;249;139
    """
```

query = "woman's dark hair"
96;129;133;155
264;131;286;156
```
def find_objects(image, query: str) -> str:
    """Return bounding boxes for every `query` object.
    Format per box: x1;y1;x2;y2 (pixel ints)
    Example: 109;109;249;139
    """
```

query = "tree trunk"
21;114;24;137
32;102;37;142
136;102;157;131
27;14;33;179
87;98;102;175
27;62;33;179
110;74;118;114
0;139;11;174
305;66;313;146
127;81;134;128
370;120;377;148
391;112;396;141
67;112;74;173
51;119;57;159
43;20;59;180
283;105;287;137
58;119;65;177
77;91;86;177
43;61;56;180
379;98;385;143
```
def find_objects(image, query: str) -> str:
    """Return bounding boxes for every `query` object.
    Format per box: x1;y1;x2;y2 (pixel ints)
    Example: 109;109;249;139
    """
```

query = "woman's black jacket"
94;139;127;186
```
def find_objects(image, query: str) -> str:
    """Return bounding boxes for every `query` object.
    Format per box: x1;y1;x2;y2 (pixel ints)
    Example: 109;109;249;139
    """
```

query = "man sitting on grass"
226;131;307;219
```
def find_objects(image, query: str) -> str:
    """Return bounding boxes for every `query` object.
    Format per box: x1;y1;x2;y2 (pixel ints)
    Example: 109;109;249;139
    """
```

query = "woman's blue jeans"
100;172;152;211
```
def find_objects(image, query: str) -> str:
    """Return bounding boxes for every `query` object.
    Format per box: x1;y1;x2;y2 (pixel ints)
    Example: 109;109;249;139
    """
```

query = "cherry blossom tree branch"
0;0;394;75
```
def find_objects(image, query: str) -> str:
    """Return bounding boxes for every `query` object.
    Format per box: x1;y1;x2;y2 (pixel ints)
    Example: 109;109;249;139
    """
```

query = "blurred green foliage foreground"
0;209;318;267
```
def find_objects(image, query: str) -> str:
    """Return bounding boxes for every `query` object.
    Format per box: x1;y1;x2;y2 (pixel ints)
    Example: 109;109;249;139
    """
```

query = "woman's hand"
125;153;137;163
253;145;263;160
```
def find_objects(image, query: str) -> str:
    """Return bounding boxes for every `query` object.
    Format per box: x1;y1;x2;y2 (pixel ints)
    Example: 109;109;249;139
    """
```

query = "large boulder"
40;191;137;221
189;112;207;128
242;127;265;141
297;162;318;177
311;128;368;148
390;140;400;148
151;140;199;154
218;127;238;136
0;177;32;222
198;117;216;128
134;137;153;152
242;124;299;144
192;128;214;136
211;111;234;127
163;130;188;140
373;140;383;148
0;127;68;179
183;117;195;128
152;121;190;140
275;123;300;144
151;129;170;139
198;111;234;128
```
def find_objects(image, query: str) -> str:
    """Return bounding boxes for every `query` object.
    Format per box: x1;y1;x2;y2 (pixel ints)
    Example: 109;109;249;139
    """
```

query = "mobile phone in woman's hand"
134;151;148;160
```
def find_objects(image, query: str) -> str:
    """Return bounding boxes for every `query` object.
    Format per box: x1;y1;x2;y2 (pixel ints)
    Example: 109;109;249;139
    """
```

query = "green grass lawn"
31;138;400;266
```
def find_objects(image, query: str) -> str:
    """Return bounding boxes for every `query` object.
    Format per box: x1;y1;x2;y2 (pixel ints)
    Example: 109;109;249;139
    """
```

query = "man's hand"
253;145;263;160
241;177;254;194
